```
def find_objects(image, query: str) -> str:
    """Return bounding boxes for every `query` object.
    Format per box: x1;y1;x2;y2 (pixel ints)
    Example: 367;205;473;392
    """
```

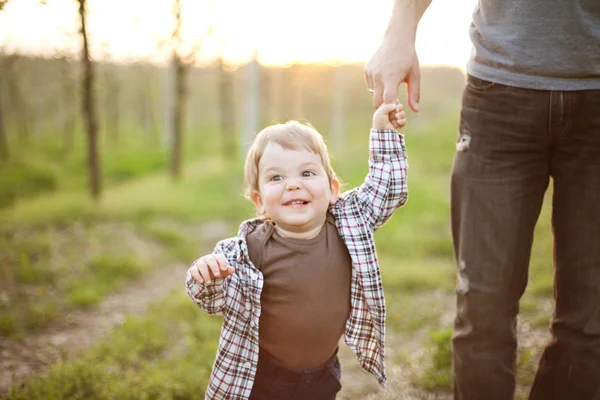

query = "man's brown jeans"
451;75;600;400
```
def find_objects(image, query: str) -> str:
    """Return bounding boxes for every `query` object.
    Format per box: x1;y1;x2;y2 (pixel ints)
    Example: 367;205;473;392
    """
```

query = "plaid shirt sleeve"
353;129;408;230
330;128;408;388
185;237;239;316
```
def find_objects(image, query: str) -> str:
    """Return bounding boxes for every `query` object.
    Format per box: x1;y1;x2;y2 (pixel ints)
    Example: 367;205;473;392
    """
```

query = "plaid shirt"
186;129;408;400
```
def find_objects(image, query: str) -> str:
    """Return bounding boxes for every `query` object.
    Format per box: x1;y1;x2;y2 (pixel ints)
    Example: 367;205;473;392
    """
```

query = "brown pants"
451;75;600;400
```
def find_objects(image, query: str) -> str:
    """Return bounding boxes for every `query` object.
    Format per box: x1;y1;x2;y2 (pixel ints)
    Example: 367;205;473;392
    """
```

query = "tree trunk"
168;0;188;180
169;52;186;179
79;0;102;201
330;66;348;149
268;67;284;122
104;64;120;144
242;53;260;158
217;58;235;159
0;78;8;163
7;75;29;145
138;85;154;141
60;57;77;153
290;64;303;119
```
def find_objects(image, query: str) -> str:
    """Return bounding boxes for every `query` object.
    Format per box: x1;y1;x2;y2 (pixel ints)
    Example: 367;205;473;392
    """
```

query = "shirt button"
243;361;252;369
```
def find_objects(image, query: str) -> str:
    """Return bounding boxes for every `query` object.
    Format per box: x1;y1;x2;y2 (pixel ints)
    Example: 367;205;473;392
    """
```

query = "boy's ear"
330;178;341;204
251;191;264;213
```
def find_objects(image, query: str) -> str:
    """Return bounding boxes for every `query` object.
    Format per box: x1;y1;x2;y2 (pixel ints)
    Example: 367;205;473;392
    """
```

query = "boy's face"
252;142;339;237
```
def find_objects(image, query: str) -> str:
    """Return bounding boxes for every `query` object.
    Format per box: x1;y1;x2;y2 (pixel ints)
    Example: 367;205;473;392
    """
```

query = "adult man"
365;1;600;399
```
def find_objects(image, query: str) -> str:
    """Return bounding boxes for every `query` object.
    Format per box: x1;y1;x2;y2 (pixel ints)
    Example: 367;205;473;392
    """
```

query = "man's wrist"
385;0;433;41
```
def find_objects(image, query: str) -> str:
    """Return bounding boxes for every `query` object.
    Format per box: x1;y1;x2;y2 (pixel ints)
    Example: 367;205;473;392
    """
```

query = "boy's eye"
302;171;316;177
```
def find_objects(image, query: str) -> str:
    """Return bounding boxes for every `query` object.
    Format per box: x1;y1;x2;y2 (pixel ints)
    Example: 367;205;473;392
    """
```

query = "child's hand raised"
372;101;406;131
190;254;235;284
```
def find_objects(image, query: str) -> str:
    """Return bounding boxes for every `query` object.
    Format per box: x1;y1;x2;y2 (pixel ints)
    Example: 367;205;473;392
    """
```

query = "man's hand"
373;101;407;131
190;254;235;284
365;39;421;112
365;0;432;112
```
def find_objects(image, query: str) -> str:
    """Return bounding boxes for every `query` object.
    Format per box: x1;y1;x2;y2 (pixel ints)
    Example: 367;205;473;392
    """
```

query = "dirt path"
0;220;231;395
0;261;189;393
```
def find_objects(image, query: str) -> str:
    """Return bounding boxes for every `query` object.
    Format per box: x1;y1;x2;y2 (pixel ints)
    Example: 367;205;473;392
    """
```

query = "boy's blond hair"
244;121;337;201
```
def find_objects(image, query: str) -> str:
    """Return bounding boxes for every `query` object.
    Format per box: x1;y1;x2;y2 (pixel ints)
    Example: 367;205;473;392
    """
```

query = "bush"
104;151;167;182
0;162;58;208
420;327;453;390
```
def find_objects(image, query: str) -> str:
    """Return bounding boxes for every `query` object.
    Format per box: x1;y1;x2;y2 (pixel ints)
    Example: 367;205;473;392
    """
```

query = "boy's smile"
252;142;340;239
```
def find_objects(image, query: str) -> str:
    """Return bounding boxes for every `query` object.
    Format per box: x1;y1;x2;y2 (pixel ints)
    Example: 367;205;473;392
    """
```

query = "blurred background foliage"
0;43;551;400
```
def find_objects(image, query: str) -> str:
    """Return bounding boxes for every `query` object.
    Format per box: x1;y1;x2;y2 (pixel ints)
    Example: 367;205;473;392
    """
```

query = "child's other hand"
372;101;406;131
190;254;235;284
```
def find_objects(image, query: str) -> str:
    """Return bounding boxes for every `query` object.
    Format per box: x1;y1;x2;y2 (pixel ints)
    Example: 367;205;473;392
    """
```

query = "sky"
0;0;478;69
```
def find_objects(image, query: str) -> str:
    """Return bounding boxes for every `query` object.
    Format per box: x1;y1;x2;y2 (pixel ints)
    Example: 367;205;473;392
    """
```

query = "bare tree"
217;57;235;158
290;64;304;118
78;0;102;200
0;4;11;161
0;75;8;163
103;62;120;144
165;0;187;180
165;0;207;179
137;70;157;141
59;55;77;152
242;51;260;158
330;65;349;149
3;55;30;145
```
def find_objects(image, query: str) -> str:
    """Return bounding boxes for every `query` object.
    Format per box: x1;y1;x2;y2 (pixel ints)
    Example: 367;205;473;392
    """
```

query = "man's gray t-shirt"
467;0;600;90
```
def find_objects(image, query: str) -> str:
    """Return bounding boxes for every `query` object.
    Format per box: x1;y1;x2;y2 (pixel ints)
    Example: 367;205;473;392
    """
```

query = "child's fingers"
377;103;397;115
190;263;204;284
193;259;213;283
215;254;235;277
215;254;229;271
204;255;222;279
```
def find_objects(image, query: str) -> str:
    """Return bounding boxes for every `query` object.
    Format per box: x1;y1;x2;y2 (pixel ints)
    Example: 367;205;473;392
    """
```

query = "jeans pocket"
467;75;498;92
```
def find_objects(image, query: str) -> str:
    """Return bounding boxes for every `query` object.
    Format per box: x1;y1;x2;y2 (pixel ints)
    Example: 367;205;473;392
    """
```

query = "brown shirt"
246;213;352;369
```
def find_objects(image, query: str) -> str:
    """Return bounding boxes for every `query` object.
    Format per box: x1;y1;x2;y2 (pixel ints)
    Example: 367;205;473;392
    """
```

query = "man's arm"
365;0;433;110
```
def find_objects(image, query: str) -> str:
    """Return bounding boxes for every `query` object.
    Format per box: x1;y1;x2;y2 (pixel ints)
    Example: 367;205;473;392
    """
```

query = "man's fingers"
372;84;385;109
364;70;374;93
383;82;400;108
406;61;421;112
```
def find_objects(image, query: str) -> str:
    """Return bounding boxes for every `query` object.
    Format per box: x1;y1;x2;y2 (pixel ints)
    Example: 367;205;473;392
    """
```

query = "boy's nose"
286;180;301;191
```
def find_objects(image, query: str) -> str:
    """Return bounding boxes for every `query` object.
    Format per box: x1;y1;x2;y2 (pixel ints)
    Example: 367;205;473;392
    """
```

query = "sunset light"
0;0;477;68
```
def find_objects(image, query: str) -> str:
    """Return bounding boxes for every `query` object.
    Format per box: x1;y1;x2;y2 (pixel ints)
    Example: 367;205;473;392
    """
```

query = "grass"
418;328;453;390
5;290;222;400
68;255;146;307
